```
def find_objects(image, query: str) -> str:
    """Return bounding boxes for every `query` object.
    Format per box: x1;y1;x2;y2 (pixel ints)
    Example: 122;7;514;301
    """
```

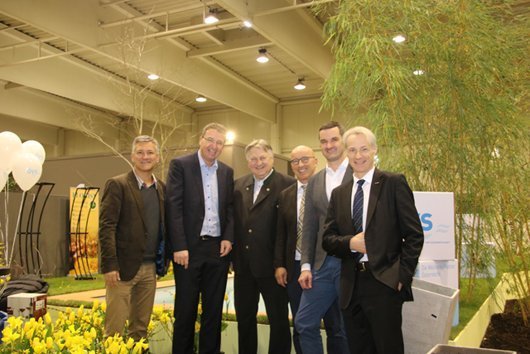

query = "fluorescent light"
195;95;207;103
294;78;306;90
256;48;269;63
413;69;425;76
393;35;406;43
147;73;159;81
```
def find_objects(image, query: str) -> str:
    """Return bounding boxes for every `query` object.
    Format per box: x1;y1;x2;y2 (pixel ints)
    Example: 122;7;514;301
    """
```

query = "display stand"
68;187;99;280
16;182;55;276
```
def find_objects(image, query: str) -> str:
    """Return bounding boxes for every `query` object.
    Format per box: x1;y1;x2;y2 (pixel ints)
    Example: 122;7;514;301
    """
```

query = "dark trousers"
342;270;404;354
172;239;229;354
286;260;303;354
234;271;291;354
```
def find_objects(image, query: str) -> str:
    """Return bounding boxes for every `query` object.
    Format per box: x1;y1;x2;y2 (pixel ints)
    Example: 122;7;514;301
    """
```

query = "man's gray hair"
343;126;377;148
201;123;227;139
132;135;160;154
245;139;273;159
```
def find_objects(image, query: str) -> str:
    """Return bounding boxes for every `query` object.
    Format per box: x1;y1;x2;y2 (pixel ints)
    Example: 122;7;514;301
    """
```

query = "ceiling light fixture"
226;131;236;144
147;73;159;81
203;8;219;24
243;20;252;28
195;95;207;103
256;48;269;63
294;78;306;90
413;69;425;76
392;34;406;43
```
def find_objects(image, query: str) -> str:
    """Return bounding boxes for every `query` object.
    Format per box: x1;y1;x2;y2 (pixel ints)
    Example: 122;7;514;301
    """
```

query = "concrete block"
403;278;459;354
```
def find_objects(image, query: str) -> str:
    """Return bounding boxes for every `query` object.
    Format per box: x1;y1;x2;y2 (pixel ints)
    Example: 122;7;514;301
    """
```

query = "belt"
199;235;220;241
356;262;370;272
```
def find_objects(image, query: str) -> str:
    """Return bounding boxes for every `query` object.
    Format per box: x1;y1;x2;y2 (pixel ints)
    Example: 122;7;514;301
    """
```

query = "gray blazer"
300;164;352;271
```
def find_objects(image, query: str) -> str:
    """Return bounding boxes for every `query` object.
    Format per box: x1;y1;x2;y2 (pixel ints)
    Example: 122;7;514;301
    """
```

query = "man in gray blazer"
99;135;168;341
295;121;351;354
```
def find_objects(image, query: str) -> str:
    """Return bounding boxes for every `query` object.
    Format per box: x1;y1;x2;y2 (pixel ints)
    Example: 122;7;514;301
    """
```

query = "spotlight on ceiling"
294;78;306;90
256;48;269;63
413;69;425;76
147;73;159;81
392;34;406;43
204;8;219;24
243;20;252;28
226;131;236;144
195;95;207;103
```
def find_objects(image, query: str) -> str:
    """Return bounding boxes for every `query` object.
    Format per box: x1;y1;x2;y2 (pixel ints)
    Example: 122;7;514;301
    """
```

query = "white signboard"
413;192;455;261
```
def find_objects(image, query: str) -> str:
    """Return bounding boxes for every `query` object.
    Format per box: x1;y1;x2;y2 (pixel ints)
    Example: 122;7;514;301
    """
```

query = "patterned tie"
296;184;307;253
352;179;365;234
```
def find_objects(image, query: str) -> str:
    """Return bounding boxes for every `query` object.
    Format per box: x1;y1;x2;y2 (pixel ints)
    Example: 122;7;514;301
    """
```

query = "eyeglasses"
290;156;314;165
203;136;225;147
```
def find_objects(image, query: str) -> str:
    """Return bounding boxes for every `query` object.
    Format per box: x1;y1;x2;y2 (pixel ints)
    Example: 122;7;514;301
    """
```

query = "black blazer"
165;152;234;254
99;170;167;281
233;170;296;278
322;169;424;308
274;183;298;281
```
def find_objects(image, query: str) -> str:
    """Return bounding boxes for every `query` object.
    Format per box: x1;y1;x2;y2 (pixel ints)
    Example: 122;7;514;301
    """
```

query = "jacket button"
245;245;249;250
248;229;252;233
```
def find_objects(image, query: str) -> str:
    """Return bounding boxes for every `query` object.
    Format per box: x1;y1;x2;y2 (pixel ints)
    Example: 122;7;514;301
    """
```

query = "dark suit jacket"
165;152;234;254
274;183;298;281
322;169;424;308
99;170;167;281
233;170;296;278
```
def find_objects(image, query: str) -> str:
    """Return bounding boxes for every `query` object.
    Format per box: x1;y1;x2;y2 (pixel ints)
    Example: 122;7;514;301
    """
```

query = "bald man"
275;145;318;353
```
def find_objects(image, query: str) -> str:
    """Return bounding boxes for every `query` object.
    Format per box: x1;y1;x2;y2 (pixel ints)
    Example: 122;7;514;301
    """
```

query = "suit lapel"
191;154;206;211
251;171;275;210
366;169;383;228
242;176;254;210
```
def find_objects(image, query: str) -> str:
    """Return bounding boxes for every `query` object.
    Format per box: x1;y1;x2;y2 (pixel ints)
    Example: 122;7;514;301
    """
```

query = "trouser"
104;262;156;341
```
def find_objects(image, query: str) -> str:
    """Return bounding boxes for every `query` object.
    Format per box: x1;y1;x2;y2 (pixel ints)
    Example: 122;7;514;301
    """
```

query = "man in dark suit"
99;135;168;341
233;139;295;354
166;123;234;354
296;121;351;354
274;145;318;354
323;126;424;354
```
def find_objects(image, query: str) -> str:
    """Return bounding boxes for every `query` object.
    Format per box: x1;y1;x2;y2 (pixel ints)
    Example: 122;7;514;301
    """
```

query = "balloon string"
8;190;25;267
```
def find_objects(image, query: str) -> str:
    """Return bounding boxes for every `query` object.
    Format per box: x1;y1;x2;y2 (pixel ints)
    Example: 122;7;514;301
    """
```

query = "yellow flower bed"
0;300;173;353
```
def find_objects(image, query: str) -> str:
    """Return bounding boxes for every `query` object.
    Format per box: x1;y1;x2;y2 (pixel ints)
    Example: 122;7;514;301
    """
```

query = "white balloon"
0;167;9;192
0;131;22;172
22;140;46;164
12;152;42;191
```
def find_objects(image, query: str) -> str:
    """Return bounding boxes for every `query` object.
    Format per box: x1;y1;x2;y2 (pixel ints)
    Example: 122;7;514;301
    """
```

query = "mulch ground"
481;299;530;354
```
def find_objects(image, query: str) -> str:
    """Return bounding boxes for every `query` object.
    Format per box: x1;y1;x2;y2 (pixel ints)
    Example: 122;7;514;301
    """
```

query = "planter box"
428;344;516;353
403;278;459;354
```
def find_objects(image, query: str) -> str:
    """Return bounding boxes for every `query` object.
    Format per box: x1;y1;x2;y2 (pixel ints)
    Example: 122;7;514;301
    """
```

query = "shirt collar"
297;180;307;189
197;151;218;169
133;170;157;190
326;157;348;174
354;167;375;186
254;168;274;185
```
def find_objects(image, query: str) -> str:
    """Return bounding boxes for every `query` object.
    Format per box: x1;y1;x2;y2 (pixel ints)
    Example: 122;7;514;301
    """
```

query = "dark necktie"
296;185;306;253
352;179;365;234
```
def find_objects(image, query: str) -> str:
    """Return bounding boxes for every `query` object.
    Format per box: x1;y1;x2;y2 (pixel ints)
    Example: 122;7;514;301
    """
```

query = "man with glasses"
100;135;168;342
166;123;234;354
295;121;351;354
233;139;295;354
275;145;318;353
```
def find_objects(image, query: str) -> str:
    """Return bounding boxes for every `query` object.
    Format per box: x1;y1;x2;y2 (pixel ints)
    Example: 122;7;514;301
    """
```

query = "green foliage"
318;0;529;320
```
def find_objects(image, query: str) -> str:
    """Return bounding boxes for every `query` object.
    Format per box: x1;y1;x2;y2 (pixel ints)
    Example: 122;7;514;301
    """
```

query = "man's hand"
220;240;232;257
349;232;366;253
298;270;313;289
104;271;120;287
275;267;288;287
174;250;189;269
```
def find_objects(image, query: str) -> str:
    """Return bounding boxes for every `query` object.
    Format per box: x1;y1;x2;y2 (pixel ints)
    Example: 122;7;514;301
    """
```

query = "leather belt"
356;262;370;272
199;235;219;241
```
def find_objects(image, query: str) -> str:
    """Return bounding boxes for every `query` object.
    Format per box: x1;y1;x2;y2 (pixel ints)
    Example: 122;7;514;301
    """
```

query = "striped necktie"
296;184;307;253
352;179;365;234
